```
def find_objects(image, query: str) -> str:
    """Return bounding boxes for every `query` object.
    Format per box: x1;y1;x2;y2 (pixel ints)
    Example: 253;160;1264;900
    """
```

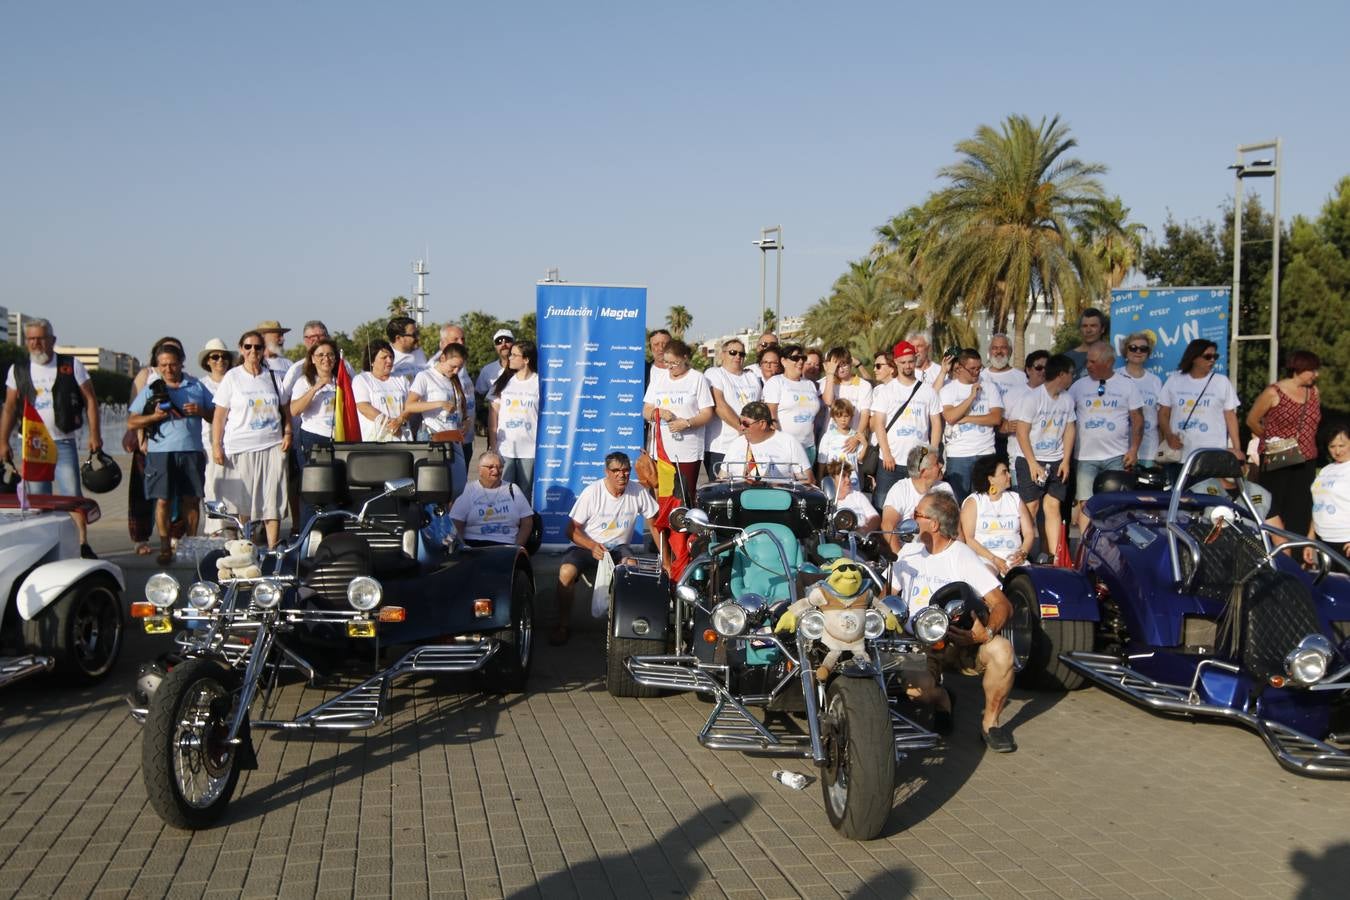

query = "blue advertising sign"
1109;287;1231;377
534;283;647;544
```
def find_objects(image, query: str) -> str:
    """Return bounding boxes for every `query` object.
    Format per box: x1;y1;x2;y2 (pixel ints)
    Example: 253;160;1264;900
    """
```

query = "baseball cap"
892;340;916;358
492;328;515;342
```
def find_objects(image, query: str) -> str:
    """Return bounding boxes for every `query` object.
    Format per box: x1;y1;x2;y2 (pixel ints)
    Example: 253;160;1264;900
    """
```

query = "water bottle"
772;770;810;790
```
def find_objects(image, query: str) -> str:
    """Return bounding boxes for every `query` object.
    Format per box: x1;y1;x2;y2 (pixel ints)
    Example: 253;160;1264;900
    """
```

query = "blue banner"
535;283;647;544
1109;287;1231;377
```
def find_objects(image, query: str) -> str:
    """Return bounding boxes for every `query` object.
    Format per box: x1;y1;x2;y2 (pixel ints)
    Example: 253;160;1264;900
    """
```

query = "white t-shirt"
916;361;943;387
409;369;468;435
200;375;224;447
1012;386;1076;463
965;492;1025;561
493;374;540;459
1000;380;1033;461
282;357;354;397
891;539;1002;615
643;368;714;463
721;431;811;480
450;481;533;544
817;424;857;467
939;379;1000;457
569;479;659;548
981;367;1027;408
1159;372;1239;456
391;347;427;381
882;479;955;521
214;366;286;455
1311;461;1350;543
703;367;761;454
832;377;874;431
1118;368;1164;462
762;375;821;450
289;376;337;438
352;372;409;441
1069;372;1144;461
265;355;291;376
870;379;940;463
5;356;92;441
838;490;879;526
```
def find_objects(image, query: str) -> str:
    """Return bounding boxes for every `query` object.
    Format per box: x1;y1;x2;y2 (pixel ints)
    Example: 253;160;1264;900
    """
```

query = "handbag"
1261;389;1310;472
1156;372;1213;465
857;380;922;480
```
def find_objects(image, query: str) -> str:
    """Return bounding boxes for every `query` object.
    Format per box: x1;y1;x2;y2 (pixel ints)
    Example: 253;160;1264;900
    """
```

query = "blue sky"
4;1;1347;365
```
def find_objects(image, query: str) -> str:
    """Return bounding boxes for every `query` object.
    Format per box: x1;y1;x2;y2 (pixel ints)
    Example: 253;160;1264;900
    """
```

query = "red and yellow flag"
20;399;56;483
651;423;692;578
333;354;361;442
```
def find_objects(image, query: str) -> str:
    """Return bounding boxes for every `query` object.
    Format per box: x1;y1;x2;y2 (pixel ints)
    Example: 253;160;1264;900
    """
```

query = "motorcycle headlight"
347;576;382;612
711;601;747;637
146;573;180;609
1285;634;1335;685
864;609;886;640
252;579;283;610
675;584;700;605
798;610;826;641
910;606;950;644
187;581;221;611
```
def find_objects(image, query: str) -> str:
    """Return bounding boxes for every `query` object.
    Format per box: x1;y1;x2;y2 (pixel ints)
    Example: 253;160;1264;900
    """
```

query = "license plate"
347;621;376;638
143;617;172;634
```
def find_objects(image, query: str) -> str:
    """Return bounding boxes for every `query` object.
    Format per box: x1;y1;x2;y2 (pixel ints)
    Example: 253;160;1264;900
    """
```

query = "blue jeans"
502;456;534;500
871;463;908;510
26;438;82;496
1076;455;1125;500
944;455;988;502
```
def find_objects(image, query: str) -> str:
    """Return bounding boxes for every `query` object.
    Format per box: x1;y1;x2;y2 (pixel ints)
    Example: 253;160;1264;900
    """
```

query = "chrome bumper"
0;654;55;688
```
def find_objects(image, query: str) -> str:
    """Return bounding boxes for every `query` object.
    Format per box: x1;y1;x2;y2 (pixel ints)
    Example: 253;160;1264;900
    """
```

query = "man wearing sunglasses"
939;349;1003;501
553;451;660;645
1068;342;1143;533
387;316;427;381
475;328;515;397
999;350;1050;476
720;401;812;482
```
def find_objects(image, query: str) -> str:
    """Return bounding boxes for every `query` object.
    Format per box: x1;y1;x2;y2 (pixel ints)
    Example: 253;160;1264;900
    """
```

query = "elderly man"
0;318;103;557
721;401;812;482
939;349;1003;501
879;444;954;554
905;332;945;390
281;320;349;394
1065;307;1109;379
552;451;659;645
981;333;1027;459
1068;342;1143;532
255;320;293;375
449;451;534;547
644;329;672;388
893;490;1017;751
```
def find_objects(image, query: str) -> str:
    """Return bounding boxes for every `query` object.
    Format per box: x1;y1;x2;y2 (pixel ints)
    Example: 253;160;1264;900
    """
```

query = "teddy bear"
216;539;262;581
776;558;897;681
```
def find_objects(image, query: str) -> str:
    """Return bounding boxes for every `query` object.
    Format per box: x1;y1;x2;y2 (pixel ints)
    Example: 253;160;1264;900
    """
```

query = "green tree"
88;369;134;405
1078;196;1147;290
761;309;776;331
388;296;410;317
666;305;692;340
922;114;1108;361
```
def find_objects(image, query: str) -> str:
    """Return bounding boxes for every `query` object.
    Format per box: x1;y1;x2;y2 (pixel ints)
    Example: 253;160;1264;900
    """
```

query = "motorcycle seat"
730;522;803;602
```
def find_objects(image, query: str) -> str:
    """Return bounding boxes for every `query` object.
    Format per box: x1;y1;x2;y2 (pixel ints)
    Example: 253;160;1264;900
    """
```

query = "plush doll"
216;539;262;581
776;558;897;681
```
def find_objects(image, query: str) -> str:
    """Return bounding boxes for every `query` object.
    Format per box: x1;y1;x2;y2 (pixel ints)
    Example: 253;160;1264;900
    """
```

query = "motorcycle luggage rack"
0;654;54;688
254;641;497;732
891;709;940;754
701;696;811;755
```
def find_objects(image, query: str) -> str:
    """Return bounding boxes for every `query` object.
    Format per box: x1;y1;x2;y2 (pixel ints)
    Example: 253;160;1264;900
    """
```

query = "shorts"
561;544;634;583
144;451;206;501
1014;457;1068;504
1076;456;1125;501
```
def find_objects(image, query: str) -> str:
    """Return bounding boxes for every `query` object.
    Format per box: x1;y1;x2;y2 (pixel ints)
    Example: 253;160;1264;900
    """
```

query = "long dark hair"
1177;339;1217;374
303;339;339;386
492;339;536;396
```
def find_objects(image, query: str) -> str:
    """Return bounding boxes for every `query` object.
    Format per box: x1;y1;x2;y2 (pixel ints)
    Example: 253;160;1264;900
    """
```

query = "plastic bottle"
772;770;809;790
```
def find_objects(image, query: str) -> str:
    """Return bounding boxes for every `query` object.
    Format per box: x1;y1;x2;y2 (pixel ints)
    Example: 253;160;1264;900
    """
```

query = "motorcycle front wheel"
142;657;243;830
820;676;896;840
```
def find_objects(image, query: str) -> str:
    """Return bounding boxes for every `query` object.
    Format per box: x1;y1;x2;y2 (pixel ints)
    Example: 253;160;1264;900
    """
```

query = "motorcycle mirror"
204;500;232;519
669;507;690;532
880;594;908;622
681;508;712;534
384;477;416;497
831;508;858;533
897;519;920;541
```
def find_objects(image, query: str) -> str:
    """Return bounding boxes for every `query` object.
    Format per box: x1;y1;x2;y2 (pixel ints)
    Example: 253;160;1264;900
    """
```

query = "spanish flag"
333;352;361;442
651;423;692;578
21;399;56;483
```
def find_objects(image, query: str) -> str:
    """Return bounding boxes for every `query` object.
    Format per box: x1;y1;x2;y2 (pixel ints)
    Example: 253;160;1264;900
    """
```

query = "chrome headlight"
798;610;826;641
1285;634;1335;685
252;579;283;610
864;609;886;640
187;581;221;611
711;601;747;637
910;606;950;644
347;576;382;612
146;573;180;609
736;592;768;617
675;584;700;605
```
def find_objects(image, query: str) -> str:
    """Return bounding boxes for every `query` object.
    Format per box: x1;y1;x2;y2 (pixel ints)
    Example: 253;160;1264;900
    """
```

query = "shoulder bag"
857;381;922;480
1156;372;1213;465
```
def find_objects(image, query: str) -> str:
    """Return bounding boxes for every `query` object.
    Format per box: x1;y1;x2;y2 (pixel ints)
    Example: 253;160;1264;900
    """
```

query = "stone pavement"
2;476;1348;899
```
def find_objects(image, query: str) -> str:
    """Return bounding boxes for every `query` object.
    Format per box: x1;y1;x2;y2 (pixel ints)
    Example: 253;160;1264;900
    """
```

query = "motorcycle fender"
1007;564;1099;622
611;563;671;642
840;660;880;678
15;559;125;621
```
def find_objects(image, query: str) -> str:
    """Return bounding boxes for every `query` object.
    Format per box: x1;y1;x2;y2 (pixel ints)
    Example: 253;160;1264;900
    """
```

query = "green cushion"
739;488;793;511
816;542;845;560
730;522;802;602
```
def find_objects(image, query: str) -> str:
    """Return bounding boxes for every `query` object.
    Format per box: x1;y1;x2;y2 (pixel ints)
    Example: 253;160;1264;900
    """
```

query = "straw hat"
198;338;238;370
254;319;290;334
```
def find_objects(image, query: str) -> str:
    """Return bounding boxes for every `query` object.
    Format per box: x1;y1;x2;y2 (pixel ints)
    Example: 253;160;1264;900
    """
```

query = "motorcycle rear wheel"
820;677;895;840
142;658;242;830
606;597;662;698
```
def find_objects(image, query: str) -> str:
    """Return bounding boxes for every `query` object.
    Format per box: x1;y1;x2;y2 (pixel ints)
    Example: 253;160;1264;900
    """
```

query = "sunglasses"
874;360;892;368
607;467;631;475
1126;344;1150;353
786;355;805;363
400;331;418;339
206;353;229;362
480;463;502;470
740;418;766;427
494;336;513;345
914;512;933;521
725;349;746;357
242;343;264;351
1097;381;1107;397
1031;364;1045;371
1201;353;1218;360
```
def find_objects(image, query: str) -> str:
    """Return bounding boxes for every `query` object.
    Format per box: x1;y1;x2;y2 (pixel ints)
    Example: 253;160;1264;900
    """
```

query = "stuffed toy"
216;539;262;581
776;558;897;681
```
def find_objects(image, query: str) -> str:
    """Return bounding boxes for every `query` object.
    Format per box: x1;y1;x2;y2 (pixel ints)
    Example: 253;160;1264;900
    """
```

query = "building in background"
7;310;39;345
55;346;140;377
0;306;8;344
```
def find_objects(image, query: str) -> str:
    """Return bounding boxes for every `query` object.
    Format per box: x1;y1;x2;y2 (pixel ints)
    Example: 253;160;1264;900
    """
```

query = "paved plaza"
2;470;1348;899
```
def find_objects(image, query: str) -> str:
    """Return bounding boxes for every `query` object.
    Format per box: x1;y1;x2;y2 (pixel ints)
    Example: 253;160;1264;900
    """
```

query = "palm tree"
388;296;411;317
922;114;1108;360
1077;196;1147;290
666;305;692;339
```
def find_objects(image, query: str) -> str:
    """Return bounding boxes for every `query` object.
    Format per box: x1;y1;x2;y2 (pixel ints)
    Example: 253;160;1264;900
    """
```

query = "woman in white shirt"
763;343;822;462
643;338;714;497
211;330;292;548
961;456;1034;577
1117;331;1164;468
289;339;339;458
352;340;411;442
407;342;471;499
1158;339;1243;475
489;340;540;497
1306;425;1350;565
703;338;761;479
197;338;235;537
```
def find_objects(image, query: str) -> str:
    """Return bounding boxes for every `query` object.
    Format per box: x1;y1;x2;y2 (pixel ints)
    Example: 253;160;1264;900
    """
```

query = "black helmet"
0;460;20;493
1092;469;1137;496
80;449;122;494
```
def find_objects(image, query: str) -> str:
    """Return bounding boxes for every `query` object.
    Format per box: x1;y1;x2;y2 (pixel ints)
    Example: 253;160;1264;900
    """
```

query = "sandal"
156;544;174;566
135;543;154;556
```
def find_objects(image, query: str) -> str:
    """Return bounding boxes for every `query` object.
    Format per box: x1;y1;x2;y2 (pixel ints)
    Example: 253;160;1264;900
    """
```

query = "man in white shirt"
254;320;294;375
981;334;1027;458
891;490;1017;751
939;349;1003;501
475;328;514;397
1068;342;1143;532
552;451;660;645
720;402;813;482
1013;354;1077;561
869;340;942;507
879;444;955;554
387;316;427;380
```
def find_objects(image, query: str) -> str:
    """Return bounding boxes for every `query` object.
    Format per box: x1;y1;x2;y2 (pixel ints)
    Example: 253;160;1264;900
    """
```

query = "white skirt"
222;444;288;521
202;455;229;534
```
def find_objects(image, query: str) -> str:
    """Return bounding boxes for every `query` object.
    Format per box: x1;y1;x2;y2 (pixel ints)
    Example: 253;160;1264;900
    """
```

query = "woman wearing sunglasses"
196;338;236;536
1116;332;1164;468
1158;339;1243;468
763;343;822;463
703;338;761;479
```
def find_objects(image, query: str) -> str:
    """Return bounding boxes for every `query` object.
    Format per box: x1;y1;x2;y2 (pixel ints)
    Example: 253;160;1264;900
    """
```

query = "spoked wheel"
482;570;534;693
23;578;123;684
820;677;896;840
142;658;243;830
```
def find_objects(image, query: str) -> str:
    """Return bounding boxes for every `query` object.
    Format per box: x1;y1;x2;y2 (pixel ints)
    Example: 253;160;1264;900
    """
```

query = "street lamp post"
1227;139;1281;386
754;226;783;330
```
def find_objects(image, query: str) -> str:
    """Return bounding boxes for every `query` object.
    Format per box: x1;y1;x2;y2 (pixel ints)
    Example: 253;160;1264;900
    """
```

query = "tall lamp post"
754;226;783;331
1227;138;1282;385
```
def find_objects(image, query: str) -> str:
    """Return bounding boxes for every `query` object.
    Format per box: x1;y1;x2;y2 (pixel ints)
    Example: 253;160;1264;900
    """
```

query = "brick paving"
2;472;1348;898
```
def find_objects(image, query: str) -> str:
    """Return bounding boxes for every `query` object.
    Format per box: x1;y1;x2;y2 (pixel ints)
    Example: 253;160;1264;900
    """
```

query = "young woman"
763;343;822;462
961;455;1035;577
407;342;472;498
643;338;713;497
1117;332;1164;468
289;339;339;459
1246;350;1322;537
1306;423;1350;566
1158;339;1243;476
703;338;761;479
870;351;896;387
353;339;411;442
489;339;539;496
197;338;235;536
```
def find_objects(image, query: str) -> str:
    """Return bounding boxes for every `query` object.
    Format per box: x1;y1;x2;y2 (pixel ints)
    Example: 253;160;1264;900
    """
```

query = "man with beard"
0;318;103;557
981;334;1027;457
255;320;293;375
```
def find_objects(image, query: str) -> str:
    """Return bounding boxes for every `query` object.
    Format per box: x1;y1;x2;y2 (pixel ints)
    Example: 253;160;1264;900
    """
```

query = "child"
817;398;859;489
